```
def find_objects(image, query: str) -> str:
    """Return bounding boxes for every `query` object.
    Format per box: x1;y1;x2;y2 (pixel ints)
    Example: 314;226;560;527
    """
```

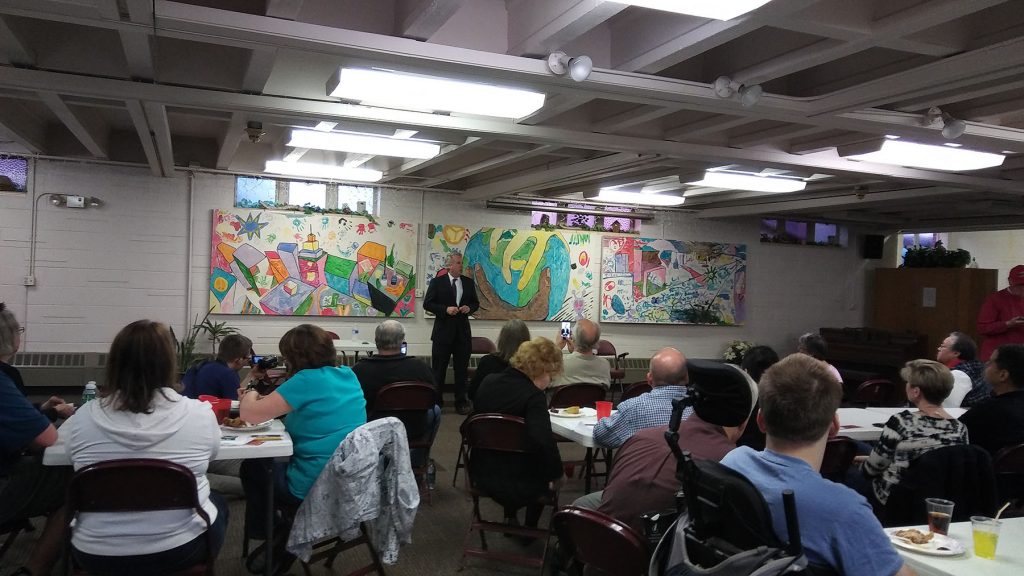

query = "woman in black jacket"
471;337;564;528
467;319;531;401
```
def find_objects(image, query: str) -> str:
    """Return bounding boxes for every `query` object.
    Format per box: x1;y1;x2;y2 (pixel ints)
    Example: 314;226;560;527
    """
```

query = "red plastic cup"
212;399;231;424
596;401;612;421
198;395;218;404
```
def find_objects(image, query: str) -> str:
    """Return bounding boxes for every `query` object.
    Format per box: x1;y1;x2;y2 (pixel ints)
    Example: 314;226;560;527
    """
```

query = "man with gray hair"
550;319;611;390
593;347;690;448
352;320;439;464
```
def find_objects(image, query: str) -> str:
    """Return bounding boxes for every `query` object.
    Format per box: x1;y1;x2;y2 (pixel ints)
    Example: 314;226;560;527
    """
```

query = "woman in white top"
65;320;226;575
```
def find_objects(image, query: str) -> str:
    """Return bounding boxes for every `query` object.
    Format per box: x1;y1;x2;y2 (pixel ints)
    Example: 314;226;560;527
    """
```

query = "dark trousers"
72;492;229;575
432;336;471;404
239;459;303;541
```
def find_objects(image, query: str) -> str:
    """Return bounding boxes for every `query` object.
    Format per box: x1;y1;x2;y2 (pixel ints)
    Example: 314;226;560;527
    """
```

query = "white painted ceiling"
1;0;1023;230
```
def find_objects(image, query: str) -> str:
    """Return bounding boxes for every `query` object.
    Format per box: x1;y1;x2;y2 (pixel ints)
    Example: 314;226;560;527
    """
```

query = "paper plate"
549;408;583;418
220;420;274;433
885;529;966;556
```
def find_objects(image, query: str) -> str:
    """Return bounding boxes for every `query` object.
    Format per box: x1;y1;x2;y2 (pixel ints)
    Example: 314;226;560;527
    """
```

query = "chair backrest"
552;507;649;576
595;339;617;357
883;444;997;526
374;381;436;412
471;336;496;355
463;413;531;454
853;379;893;407
993;443;1024;506
820;437;858;482
619;381;652;403
67;458;209;519
325;331;340;340
549;383;607;409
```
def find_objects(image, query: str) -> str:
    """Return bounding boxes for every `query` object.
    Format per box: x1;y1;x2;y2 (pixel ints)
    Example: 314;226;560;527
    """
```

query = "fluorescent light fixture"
313;121;337;132
288;129;440;159
327;68;546;119
688;171;806;193
592;188;685;206
840;140;1005;171
607;0;773;20
265;160;382;182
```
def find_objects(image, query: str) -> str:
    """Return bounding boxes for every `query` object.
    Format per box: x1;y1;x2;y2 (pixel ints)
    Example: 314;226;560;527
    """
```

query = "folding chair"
820;436;858;483
552;506;649;576
994;443;1024;518
374;381;437;503
596;340;629;400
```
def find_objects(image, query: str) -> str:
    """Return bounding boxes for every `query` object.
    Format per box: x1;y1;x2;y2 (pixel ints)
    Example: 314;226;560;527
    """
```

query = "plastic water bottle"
82;381;97;404
426;459;436;490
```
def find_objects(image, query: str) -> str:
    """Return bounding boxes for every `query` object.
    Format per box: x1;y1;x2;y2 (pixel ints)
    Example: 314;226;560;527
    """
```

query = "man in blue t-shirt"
721;354;915;576
181;334;266;399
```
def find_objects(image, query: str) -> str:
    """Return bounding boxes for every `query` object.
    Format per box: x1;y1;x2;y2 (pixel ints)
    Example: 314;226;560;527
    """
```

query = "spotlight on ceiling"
924;107;968;140
547;52;593;82
713;76;763;108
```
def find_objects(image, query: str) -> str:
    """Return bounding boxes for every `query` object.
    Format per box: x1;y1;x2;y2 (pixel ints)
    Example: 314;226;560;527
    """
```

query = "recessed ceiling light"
287;129;440;159
591;188;686;206
687;171;806;193
839;140;1005;171
327;68;546;119
606;0;774;20
265;160;382;182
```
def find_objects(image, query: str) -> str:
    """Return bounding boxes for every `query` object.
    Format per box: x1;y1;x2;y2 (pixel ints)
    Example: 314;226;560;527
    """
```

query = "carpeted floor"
4;404;594;575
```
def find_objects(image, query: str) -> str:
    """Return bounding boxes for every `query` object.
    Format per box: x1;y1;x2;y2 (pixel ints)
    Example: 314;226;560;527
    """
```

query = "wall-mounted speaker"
863;234;885;259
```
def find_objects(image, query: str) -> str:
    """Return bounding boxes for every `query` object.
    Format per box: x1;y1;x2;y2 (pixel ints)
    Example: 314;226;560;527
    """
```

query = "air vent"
12;352;106;368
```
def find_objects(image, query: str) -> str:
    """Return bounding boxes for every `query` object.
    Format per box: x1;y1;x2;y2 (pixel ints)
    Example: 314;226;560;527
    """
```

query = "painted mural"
424;224;470;287
600;237;746;325
210;209;417;317
462;228;597;321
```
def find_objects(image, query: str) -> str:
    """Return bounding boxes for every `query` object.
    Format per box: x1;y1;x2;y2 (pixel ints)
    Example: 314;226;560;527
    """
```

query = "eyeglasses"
16;327;25;333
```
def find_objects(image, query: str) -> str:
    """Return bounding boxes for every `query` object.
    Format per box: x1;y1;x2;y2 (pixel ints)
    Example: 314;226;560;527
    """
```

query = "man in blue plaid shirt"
593;347;690;448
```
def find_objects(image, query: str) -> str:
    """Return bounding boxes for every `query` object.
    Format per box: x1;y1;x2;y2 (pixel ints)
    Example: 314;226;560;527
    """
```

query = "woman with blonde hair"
471;337;564;530
857;359;968;507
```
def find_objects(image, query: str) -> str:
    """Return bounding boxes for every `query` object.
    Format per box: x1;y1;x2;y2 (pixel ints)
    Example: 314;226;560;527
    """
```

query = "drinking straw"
995;502;1011;520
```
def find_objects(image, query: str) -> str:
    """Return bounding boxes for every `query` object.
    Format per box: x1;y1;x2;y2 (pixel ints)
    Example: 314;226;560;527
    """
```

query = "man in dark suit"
423;252;479;414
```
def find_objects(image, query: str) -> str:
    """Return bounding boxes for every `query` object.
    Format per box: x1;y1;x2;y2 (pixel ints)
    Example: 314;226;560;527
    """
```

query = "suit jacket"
422;273;479;343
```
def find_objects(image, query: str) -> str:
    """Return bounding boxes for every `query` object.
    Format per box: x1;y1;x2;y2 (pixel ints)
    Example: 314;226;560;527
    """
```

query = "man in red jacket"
977;265;1024;361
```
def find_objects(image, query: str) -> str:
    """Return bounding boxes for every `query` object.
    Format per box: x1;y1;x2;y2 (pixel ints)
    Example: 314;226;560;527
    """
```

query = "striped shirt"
593;385;690;448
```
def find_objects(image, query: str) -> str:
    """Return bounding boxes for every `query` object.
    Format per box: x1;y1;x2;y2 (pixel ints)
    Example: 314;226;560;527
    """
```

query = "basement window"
234;176;376;214
0;156;28;192
531;201;642;233
761;218;848;247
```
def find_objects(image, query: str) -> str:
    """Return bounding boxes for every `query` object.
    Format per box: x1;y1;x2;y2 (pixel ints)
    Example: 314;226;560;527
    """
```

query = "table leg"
264;459;274;576
584;447;593;493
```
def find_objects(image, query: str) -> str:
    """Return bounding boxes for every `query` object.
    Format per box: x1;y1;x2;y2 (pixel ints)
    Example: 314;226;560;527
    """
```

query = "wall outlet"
414;288;424;298
23;275;36;286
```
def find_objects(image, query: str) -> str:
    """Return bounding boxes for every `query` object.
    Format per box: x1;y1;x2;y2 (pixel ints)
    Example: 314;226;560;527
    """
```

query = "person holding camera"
181;334;268;400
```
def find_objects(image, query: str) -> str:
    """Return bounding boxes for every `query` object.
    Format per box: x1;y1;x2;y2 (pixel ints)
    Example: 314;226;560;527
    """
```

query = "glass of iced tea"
925;498;954;535
971;516;1001;559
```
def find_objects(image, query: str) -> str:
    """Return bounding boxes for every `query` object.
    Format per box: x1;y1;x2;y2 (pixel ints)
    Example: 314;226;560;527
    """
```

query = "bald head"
574;319;601;353
649;347;688;388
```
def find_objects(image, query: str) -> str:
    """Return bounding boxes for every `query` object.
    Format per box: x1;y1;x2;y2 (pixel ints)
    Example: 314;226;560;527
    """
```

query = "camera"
251;355;279;371
401;341;408;355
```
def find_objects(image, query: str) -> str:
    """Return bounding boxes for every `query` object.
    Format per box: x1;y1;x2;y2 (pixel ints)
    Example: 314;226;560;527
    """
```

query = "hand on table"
41;396;76;418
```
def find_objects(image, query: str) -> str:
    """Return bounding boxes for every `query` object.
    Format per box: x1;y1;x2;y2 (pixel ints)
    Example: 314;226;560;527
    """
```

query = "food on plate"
221;417;247;428
893;529;934;545
564;406;580;414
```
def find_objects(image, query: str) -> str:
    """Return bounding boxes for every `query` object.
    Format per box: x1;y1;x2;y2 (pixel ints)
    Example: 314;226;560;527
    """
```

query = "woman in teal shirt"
239;324;365;562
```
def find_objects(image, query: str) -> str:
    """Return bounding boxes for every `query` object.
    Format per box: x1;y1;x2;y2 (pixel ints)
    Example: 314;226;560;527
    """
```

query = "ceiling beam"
464;153;655;200
118;30;155;80
420;144;559;187
265;0;305;20
697;187;970;219
593;104;680;134
241;48;278;93
612;0;819;73
3;66;1022;194
0;102;44;153
397;0;462;41
380;137;487;182
125;0;152;23
142;102;175;177
789;131;875;155
893;79;1024;113
0;16;34;65
729;125;825;149
507;0;626;57
664;116;755;141
519;93;592;125
125;99;162;176
38;92;108;158
216;112;246;169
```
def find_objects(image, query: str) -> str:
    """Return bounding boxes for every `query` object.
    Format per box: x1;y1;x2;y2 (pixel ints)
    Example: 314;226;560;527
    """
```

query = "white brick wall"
1;159;875;360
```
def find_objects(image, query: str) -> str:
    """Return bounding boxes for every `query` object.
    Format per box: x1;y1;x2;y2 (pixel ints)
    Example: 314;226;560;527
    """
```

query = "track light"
713;76;763;108
46;194;103;208
924;107;968;140
547;52;593;82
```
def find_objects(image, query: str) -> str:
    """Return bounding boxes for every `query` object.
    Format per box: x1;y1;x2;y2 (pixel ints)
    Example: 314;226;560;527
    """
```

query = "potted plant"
723;340;754;364
170;307;237;377
902;241;971;268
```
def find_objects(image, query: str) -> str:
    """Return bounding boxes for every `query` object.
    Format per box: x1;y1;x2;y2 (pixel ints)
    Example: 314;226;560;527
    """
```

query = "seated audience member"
574;360;756;534
550;319;611;390
181;333;266;400
0;304;69;576
937;331;989;408
65;320;227;575
959;343;1024;456
722;354;915;576
471;337;564;529
467;319;530;401
736;345;779;451
857;360;967;507
0;305;75;421
352;319;439;463
239;324;366;558
797;332;843;384
593;347;689;448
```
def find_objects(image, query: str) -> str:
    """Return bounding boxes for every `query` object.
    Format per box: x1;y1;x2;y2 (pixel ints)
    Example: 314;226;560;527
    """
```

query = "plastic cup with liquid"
971;516;1001;559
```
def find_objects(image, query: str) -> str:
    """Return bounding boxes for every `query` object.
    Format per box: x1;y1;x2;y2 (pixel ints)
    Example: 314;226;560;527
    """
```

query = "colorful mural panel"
210;209;417;317
600;237;746;325
462;228;597;321
424;224;470;287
